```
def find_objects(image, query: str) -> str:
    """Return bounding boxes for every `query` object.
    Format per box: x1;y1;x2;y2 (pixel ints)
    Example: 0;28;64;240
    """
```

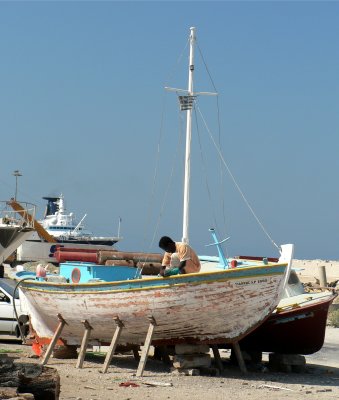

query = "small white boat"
0;201;35;272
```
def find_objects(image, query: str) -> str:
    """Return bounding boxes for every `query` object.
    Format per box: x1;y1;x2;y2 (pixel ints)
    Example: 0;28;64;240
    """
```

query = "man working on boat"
158;236;201;277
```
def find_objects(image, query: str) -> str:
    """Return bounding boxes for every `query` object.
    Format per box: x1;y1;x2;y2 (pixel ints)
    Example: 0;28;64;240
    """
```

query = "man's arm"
159;265;167;277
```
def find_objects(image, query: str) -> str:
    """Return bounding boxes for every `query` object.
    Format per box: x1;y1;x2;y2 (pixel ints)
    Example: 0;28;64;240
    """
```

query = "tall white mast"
165;27;216;244
182;26;196;244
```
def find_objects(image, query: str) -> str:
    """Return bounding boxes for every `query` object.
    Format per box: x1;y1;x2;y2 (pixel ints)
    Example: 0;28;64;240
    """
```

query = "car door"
0;287;15;334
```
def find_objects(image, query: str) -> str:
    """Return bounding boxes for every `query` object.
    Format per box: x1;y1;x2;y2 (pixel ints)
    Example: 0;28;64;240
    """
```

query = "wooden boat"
205;248;337;356
19;252;292;347
233;270;337;355
18;28;294;352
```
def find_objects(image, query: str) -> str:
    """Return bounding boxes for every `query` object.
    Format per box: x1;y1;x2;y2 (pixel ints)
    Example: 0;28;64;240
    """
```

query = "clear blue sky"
0;1;338;260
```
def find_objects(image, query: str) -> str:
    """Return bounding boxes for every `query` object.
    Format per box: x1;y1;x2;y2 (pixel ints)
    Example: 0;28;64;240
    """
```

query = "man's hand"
159;266;166;277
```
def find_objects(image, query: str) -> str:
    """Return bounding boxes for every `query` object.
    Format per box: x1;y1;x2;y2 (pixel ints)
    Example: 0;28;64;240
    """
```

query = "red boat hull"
235;293;337;355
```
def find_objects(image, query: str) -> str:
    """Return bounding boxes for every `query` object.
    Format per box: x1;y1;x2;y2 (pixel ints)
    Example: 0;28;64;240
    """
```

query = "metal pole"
118;217;121;238
13;170;22;200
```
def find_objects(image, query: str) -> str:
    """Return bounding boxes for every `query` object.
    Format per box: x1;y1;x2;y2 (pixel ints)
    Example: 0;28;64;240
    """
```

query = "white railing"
0;201;36;229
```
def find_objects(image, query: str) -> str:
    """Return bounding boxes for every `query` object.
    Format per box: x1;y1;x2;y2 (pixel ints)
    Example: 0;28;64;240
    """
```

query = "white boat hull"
20;264;289;346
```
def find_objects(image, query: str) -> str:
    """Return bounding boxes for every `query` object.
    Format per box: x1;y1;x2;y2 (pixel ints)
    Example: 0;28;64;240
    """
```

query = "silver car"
0;278;29;338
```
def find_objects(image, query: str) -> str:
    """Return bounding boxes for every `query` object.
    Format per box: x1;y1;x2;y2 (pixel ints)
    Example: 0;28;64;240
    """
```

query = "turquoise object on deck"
59;262;138;283
15;271;36;280
14;271;52;281
164;267;180;277
206;228;230;269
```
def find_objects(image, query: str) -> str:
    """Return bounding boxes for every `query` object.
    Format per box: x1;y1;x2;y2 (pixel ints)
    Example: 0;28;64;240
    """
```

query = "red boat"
235;270;337;355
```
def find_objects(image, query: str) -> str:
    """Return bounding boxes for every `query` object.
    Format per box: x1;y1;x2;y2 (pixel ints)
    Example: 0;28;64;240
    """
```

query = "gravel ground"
1;328;339;400
2;261;338;399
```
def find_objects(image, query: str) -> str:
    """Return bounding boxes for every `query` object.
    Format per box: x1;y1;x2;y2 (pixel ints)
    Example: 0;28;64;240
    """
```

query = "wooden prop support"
40;313;67;366
136;316;157;377
211;345;223;372
318;265;328;287
76;320;93;369
232;341;247;373
102;316;124;373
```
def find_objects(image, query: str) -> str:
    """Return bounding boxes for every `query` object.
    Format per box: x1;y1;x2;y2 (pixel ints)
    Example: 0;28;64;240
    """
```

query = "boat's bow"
0;201;35;264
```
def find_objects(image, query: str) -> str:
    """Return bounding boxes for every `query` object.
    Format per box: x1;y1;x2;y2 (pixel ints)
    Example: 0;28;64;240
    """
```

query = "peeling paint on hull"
19;264;288;346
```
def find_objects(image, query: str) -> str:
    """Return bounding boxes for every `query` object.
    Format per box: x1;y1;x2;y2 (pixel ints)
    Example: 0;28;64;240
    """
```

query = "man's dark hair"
159;236;175;249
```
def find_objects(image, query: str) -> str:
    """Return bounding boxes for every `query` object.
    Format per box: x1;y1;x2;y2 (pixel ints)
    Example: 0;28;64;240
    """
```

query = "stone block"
269;353;306;366
171;368;200;376
173;354;211;369
175;344;210;355
269;353;306;373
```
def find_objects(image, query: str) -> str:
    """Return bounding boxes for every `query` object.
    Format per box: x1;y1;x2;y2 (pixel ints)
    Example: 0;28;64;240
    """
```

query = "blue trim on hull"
21;264;287;293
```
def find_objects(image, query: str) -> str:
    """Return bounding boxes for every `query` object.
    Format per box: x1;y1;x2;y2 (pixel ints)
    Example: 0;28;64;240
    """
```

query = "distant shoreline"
293;259;339;283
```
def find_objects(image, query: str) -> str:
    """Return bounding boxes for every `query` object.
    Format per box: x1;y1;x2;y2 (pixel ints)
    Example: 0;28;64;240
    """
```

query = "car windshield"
0;279;19;299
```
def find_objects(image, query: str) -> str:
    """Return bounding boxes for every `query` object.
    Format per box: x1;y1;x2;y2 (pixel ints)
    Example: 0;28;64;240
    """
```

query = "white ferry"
14;195;121;265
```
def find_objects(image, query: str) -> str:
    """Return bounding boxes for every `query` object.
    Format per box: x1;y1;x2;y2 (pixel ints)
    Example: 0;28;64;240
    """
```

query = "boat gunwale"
275;291;338;314
19;262;288;294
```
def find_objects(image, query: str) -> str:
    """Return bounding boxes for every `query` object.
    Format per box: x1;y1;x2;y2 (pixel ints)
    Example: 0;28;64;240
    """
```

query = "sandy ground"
293;259;339;285
0;327;339;400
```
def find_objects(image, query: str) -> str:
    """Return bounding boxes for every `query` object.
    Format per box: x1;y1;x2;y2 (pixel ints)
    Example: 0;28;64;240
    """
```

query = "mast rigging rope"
196;103;280;252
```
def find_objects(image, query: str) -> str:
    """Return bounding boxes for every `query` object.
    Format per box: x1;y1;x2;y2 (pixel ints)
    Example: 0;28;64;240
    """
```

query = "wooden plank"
40;314;67;366
232;342;247;373
136;317;156;377
211;345;223;372
102;317;124;373
76;320;93;369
